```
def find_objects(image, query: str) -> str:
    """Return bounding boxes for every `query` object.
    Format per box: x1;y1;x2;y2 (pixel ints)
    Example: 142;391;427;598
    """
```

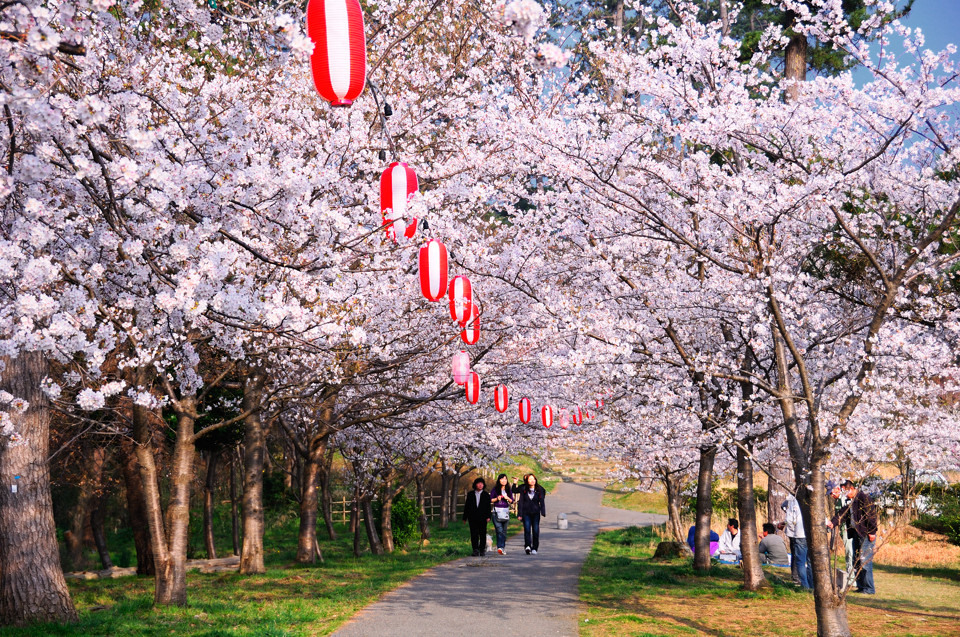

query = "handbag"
496;507;510;521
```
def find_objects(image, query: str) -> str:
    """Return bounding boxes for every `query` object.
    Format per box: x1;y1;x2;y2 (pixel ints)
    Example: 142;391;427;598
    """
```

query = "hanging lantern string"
366;79;399;162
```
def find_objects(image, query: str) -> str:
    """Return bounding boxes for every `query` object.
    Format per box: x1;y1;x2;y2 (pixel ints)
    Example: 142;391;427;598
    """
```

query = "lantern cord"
366;79;399;162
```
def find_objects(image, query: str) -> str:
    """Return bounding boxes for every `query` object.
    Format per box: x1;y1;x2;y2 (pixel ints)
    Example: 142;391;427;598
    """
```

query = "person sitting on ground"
718;518;741;562
462;477;491;557
686;525;720;556
757;522;790;565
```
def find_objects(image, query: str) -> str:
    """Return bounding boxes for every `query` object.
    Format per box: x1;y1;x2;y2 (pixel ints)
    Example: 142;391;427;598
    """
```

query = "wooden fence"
331;493;465;523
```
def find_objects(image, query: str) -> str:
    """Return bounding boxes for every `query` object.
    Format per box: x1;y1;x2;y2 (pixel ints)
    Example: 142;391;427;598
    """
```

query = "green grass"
6;518;474;637
601;482;668;515
579;526;960;637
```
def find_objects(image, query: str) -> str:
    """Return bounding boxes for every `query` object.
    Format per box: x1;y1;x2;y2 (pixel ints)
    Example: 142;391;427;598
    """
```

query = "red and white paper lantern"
419;239;448;302
465;372;481;404
595;399;604;409
380;162;418;242
461;303;480;345
452;350;470;385
518;397;531;424
448;275;473;325
559;408;569;429
494;384;509;413
306;0;366;107
541;405;554;429
572;406;582;425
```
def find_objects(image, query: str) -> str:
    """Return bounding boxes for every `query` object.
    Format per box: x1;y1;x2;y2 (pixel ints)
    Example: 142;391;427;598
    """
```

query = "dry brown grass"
874;528;960;569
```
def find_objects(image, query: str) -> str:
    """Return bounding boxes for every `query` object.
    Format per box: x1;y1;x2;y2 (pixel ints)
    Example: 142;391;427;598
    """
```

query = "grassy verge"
6;519;473;637
601;482;668;515
579;525;960;637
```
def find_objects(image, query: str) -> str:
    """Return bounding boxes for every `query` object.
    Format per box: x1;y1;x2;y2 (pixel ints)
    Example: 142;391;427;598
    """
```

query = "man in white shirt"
718;518;741;563
782;496;812;589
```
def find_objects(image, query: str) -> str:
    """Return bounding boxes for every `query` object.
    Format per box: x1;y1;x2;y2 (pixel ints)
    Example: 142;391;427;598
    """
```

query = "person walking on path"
463;477;491;556
782;496;812;589
517;474;546;555
829;480;878;594
490;474;514;555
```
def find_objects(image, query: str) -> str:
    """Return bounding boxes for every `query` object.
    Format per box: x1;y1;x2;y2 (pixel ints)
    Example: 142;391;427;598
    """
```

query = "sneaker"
531;550;538;555
525;546;531;554
497;548;504;555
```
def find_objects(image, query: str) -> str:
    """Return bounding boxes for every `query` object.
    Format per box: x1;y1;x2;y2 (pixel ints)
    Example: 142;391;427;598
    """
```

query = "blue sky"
897;0;960;52
852;0;960;83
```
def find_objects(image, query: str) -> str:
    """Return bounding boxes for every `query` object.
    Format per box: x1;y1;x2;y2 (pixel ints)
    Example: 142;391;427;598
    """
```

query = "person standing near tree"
489;474;514;555
783;496;813;590
830;484;855;580
517;474;546;555
462;477;491;557
829;480;878;594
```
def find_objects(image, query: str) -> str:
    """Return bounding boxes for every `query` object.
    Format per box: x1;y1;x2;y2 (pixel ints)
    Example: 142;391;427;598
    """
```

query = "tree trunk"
129;358;198;607
806;456;852;637
239;367;266;575
91;494;113;570
416;474;430;539
154;398;198;606
203;451;219;560
767;458;792;530
0;352;78;625
67;444;105;569
120;439;155;575
693;445;716;571
380;485;395;553
230;449;240;556
352;482;362;557
439;462;451;529
784;19;807;102
362;497;384;555
663;471;686;544
718;0;730;37
449;469;462;523
296;434;328;564
737;445;766;590
283;446;293;491
773;330;851;635
320;448;336;541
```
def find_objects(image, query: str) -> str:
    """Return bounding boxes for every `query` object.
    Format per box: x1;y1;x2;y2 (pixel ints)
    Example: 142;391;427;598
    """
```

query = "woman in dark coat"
462;477;492;556
515;473;546;554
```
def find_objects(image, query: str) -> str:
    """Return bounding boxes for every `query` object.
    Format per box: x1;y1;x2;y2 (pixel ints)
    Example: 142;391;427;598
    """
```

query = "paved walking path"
332;481;666;637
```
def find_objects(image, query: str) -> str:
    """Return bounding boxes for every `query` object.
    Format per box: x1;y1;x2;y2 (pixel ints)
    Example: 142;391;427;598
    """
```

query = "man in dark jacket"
829;480;878;594
463;477;492;556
